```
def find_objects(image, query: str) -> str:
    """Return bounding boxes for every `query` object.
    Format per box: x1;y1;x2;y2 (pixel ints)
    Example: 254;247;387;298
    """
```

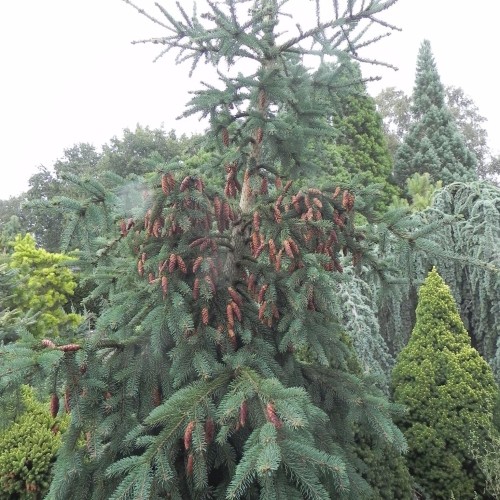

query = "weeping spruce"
0;1;418;498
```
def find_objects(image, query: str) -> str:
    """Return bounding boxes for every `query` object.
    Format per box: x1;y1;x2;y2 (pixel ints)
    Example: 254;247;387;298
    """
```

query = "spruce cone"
227;287;242;307
273;207;282;223
41;338;56;349
230;301;242;322
260;176;268;195
222;127;230;146
161;174;169;195
168;253;177;273
258;301;267;320
258;284;268;303
202;307;209;325
205;275;216;294
265;402;282;429
256;127;263;144
176;255;187;274
179;176;191;192
268;239;276;263
288;238;299;256
275;250;282;271
50;393;59;418
247;273;256;294
258;89;267;110
193;256;204;273
161;276;168;299
184;421;195;450
190;237;207;248
253;211;260;232
59;344;81;352
291;195;301;213
137;260;144;277
254;243;265;258
342;190;349;209
120;219;128;236
193;278;200;300
195;178;204;192
333;186;341;198
283;240;294;259
333;211;344;228
226;303;235;328
213;196;222;218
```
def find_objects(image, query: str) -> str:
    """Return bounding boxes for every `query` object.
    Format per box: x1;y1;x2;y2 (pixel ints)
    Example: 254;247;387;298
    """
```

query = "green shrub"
0;386;68;499
391;268;499;499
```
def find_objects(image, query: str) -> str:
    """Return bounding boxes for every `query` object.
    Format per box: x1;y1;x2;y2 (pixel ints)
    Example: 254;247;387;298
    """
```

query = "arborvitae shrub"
391;268;499;499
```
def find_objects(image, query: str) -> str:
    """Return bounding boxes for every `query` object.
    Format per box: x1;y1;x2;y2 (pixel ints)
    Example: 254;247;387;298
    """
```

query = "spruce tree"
392;268;499;499
393;40;477;187
0;1;416;498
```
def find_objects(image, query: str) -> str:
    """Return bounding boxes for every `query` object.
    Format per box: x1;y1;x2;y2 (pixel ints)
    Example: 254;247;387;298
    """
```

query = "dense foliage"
3;1;500;498
393;40;477;187
315;60;399;213
0;1;423;498
0;385;68;499
392;268;499;499
5;234;81;340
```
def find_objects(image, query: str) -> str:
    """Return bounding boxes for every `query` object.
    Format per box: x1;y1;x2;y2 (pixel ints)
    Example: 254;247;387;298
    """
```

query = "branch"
121;0;171;30
278;0;400;53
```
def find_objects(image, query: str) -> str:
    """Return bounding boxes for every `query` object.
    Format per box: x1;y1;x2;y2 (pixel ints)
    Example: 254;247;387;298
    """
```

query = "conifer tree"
1;2;417;498
393;40;477;187
427;181;500;376
318;60;399;213
392;268;499;499
5;234;81;341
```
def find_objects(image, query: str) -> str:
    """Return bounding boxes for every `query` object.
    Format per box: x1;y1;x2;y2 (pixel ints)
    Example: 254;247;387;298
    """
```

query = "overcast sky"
1;0;499;200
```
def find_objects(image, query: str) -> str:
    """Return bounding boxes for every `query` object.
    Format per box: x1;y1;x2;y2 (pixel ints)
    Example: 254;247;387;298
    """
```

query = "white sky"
1;0;499;200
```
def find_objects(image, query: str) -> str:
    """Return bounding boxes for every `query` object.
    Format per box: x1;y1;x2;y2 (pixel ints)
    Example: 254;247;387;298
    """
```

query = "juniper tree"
0;1;418;498
393;40;477;187
392;268;499;499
